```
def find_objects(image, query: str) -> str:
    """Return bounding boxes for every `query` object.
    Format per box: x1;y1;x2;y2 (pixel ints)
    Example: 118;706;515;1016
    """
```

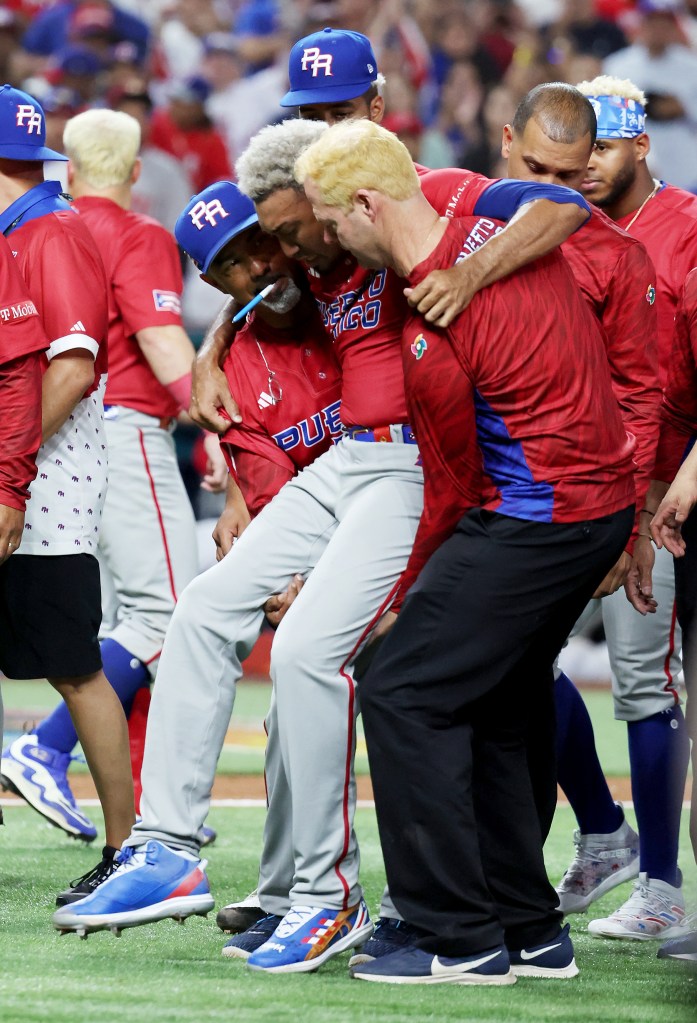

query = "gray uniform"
131;435;423;910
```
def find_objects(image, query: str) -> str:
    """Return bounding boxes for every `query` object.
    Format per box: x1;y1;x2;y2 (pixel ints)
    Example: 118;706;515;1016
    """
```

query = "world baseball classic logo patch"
646;284;656;305
153;290;182;314
411;333;428;360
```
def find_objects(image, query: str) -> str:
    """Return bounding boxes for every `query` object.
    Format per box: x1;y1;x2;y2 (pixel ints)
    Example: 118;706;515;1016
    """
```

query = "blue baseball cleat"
1;733;97;842
222;913;283;959
348;916;422;967
52;840;214;938
509;923;579;978
246;900;373;973
350;943;516;985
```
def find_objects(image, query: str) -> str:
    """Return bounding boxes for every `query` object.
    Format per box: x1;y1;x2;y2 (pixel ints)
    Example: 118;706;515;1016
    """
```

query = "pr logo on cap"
189;198;229;230
301;47;333;77
16;103;42;134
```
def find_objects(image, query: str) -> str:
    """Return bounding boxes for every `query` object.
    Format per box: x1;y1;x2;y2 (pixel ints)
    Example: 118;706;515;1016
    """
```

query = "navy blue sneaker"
52;840;214;937
247;900;373;973
222;914;283;959
509;924;579;978
197;825;217;848
348;916;422;967
350;944;515;985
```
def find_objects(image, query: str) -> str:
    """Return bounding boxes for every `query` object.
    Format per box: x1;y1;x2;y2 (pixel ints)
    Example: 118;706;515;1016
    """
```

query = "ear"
354;188;378;221
634;132;651;162
369;94;385;124
501;124;513;159
131;156;142;185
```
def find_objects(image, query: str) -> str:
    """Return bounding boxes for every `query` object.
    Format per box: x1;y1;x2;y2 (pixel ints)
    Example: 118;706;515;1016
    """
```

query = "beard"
593;160;637;209
260;277;303;314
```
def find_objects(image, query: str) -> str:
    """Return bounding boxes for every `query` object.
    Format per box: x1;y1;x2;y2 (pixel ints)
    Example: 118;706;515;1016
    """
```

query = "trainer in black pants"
360;504;634;958
673;508;697;858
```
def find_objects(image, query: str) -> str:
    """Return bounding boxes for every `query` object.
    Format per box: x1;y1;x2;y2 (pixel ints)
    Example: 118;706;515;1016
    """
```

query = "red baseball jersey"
74;196;185;419
655;267;697;482
0;237;47;511
150;109;233;193
616;183;697;387
562;207;660;513
219;306;342;516
397;216;636;599
305;170;496;430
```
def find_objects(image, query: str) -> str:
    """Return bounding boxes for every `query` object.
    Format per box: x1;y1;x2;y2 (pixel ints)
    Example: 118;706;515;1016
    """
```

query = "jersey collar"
0;180;74;237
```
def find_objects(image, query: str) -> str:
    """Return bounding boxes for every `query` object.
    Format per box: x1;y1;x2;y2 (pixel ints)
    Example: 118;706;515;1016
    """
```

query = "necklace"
624;178;661;232
256;340;282;404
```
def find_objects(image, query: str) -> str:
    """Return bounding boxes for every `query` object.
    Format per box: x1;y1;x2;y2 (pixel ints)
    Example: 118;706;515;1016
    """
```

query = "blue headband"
586;94;646;139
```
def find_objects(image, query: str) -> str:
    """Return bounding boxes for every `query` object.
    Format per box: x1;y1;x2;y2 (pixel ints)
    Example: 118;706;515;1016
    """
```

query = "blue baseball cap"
281;27;378;107
0;84;67;161
175;181;259;273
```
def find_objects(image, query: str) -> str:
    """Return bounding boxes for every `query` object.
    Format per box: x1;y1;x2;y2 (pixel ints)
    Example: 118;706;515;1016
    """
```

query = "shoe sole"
557;858;640;915
511;960;579;979
0;766;96;843
53;894;214;936
216;905;263;934
589;923;686;941
221;944;254;960
247;919;374;974
347;951;376;967
351;969;517;985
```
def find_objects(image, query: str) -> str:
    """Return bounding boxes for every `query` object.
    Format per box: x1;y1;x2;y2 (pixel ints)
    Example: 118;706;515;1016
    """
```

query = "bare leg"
48;670;135;848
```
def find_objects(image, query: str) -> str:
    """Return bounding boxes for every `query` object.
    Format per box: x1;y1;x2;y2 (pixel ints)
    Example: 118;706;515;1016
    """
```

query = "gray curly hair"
236;118;329;203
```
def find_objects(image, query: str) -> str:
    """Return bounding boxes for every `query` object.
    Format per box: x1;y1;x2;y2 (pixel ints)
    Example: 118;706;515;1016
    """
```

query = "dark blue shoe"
350;944;515;985
52;840;214;937
657;930;697;962
197;825;217;848
222;914;283;959
348;916;422;967
509;923;579;978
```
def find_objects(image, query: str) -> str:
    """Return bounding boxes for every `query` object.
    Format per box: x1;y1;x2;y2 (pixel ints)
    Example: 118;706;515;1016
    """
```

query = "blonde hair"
576;75;647;107
63;109;141;189
294;120;419;212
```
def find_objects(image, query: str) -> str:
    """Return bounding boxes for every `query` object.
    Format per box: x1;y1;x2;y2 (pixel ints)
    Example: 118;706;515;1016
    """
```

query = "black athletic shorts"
0;553;102;679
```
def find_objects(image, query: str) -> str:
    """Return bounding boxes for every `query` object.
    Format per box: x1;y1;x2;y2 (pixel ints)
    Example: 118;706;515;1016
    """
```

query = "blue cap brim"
280;80;371;107
200;211;259;272
0;142;68;161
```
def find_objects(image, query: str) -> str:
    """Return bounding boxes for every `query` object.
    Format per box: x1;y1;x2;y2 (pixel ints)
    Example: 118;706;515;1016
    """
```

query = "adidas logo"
70;320;86;332
258;391;276;409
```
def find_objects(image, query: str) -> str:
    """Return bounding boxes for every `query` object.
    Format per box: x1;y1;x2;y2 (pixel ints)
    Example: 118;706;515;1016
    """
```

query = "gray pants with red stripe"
98;408;199;673
130;437;423;912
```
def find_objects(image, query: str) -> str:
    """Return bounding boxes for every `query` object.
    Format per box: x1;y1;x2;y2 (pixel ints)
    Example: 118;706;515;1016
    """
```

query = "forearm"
136;325;196;388
462;199;588;291
198;300;237;370
41;351;95;442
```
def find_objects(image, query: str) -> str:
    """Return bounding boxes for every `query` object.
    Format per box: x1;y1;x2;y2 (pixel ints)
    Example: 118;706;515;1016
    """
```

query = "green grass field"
0;805;695;1023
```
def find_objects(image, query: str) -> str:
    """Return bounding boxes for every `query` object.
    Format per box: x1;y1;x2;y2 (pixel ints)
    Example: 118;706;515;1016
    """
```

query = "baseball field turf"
1;680;695;1022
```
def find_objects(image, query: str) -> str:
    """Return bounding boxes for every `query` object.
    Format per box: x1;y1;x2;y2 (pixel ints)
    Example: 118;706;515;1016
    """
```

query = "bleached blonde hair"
576;75;647;107
294;120;419;213
63;109;141;189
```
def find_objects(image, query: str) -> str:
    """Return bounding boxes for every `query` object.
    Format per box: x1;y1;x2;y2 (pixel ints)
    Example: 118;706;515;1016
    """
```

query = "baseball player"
294;118;636;986
496;82;663;914
649;267;697;962
0;85;135;856
1;105;216;901
550;75;696;940
0;234;47;786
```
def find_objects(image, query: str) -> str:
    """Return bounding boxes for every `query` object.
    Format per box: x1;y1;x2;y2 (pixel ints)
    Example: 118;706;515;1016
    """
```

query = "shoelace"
68;851;117;889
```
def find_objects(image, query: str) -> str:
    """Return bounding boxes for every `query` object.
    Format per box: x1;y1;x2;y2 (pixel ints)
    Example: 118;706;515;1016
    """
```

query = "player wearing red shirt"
297;116;636;985
0;86;135;865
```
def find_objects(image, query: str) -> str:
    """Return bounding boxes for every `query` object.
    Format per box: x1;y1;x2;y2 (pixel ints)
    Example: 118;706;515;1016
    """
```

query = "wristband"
164;371;192;413
640;507;657;515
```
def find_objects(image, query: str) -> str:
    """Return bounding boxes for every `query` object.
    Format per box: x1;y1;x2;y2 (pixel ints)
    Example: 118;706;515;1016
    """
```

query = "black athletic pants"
360;505;634;957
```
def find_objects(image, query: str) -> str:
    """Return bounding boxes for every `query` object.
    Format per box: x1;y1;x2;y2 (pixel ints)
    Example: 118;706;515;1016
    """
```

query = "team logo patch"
188;198;229;230
301;46;333;77
646;284;656;306
153;290;182;314
411;333;428;360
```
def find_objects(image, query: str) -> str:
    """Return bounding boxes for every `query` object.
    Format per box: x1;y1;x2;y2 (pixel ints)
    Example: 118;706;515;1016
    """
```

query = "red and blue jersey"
219;304;342;516
397;216;636;600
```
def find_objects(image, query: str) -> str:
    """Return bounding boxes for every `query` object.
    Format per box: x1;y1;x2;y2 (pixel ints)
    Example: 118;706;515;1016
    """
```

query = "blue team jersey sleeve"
473;179;590;221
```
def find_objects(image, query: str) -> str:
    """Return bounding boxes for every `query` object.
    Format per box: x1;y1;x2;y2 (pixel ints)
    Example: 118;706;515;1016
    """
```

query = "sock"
628;705;690;887
555;671;623;835
34;638;150;754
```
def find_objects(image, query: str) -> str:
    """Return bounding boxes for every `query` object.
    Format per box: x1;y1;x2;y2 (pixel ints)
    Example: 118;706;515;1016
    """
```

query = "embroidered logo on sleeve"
152;290;182;314
0;299;38;322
